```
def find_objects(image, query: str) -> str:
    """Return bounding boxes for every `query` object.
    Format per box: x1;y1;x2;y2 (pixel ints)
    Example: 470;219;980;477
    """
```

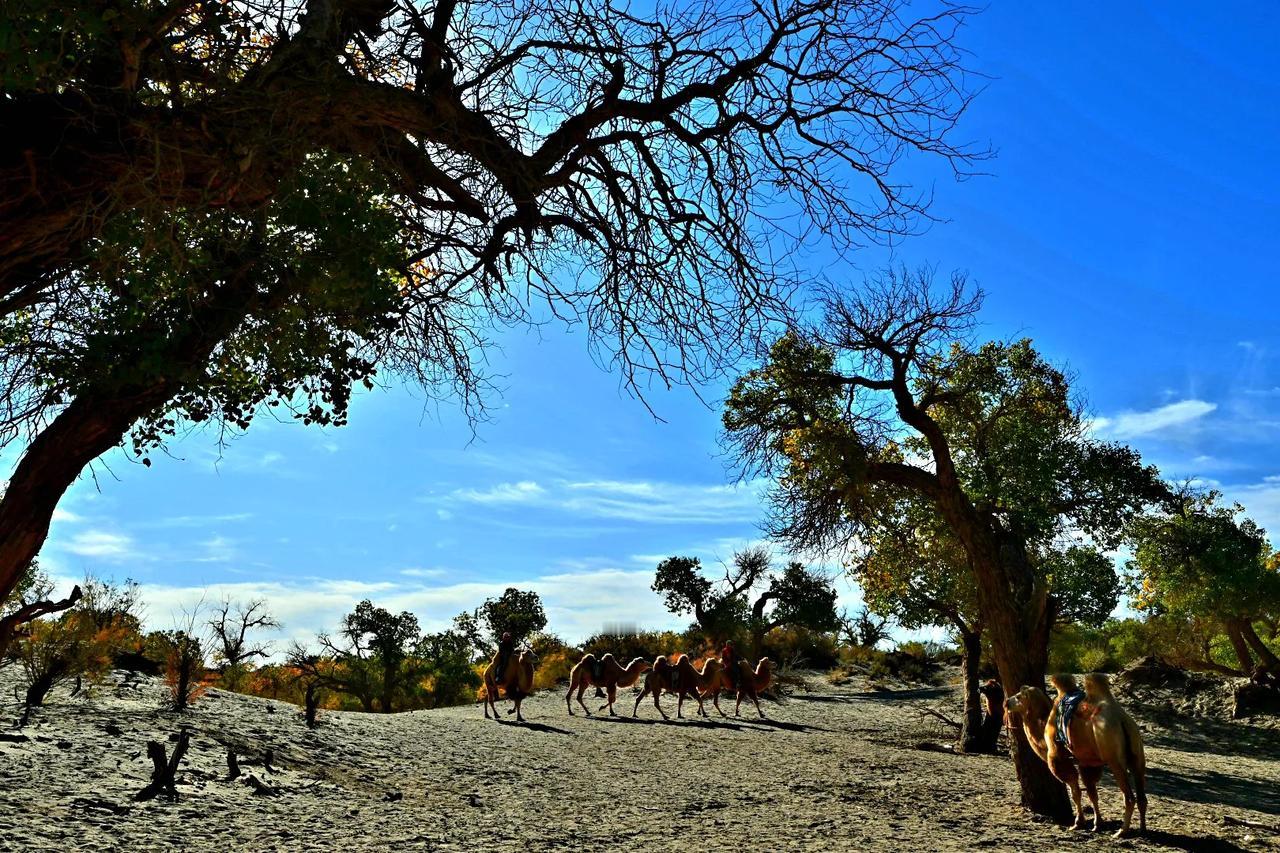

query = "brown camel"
565;653;652;716
702;656;773;718
483;649;535;723
632;654;721;719
1006;673;1148;837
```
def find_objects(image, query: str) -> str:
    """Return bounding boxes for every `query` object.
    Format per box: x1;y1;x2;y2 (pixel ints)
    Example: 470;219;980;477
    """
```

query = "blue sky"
28;3;1280;648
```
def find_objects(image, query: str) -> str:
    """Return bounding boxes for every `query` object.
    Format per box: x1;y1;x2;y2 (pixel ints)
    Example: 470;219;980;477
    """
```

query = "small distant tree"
416;629;482;707
477;588;547;647
1128;490;1280;676
653;547;838;653
450;611;491;661
208;598;279;690
319;600;424;713
841;606;894;649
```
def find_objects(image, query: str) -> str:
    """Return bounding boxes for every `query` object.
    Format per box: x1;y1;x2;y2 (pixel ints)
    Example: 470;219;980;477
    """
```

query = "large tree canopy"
1128;490;1280;675
723;269;1167;817
0;0;982;616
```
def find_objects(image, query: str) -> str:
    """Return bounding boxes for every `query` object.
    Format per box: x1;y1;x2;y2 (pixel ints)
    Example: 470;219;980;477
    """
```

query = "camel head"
1082;672;1113;700
625;657;653;673
1049;672;1079;698
1004;685;1051;722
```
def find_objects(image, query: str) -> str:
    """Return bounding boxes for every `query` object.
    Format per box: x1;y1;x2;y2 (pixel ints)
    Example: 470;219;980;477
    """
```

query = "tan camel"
565;653;652;716
1006;673;1147;837
702;657;773;718
483;649;535;723
632;654;721;719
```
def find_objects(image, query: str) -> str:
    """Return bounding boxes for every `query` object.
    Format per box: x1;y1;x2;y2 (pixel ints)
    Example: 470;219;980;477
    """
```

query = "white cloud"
194;535;236;563
51;508;82;524
448;477;764;525
63;530;135;559
1091;399;1216;439
150;512;253;528
400;567;448;578
452;480;546;503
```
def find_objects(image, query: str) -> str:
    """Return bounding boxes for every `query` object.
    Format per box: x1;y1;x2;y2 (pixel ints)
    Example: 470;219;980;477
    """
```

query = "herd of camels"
483;648;1150;838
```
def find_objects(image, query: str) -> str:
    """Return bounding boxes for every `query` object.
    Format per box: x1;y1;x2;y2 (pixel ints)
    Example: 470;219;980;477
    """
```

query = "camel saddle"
591;659;605;682
1055;690;1086;746
670;668;682;690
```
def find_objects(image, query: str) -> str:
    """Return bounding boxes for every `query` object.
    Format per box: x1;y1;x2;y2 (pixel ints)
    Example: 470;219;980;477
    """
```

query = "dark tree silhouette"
209;599;280;669
653;547;838;651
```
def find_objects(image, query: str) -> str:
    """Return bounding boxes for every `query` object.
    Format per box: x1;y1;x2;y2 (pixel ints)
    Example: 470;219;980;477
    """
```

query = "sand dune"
1;668;1276;851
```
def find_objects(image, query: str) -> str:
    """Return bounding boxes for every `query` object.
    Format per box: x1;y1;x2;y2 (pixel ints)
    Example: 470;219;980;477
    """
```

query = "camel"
632;654;721;719
565;653;652;716
483;648;536;723
702;657;773;718
1005;673;1147;837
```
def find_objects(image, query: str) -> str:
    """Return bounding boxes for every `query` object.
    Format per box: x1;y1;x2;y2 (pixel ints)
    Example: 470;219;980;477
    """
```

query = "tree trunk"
0;263;269;655
961;531;1071;821
0;392;169;625
957;628;986;754
1225;620;1255;674
1242;621;1279;672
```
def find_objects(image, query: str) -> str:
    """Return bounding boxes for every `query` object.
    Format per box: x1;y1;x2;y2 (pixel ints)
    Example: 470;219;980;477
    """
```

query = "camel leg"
565;678;575;715
1053;759;1086;829
735;690;744;717
1134;765;1148;834
633;685;650;717
711;690;726;717
577;682;593;716
677;691;685;719
1109;761;1136;838
750;690;765;719
654;687;668;720
1081;765;1104;833
514;696;525;724
607;686;618;716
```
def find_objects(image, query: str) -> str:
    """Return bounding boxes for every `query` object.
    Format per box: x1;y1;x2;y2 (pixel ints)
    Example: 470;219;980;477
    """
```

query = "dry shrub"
14;610;121;711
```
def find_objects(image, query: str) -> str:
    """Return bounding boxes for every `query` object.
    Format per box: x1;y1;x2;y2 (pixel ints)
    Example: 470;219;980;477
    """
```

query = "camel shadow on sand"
1130;829;1255;853
599;715;758;732
495;719;573;736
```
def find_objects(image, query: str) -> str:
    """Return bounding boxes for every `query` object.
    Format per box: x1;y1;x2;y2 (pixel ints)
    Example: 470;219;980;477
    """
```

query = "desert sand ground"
1;667;1276;852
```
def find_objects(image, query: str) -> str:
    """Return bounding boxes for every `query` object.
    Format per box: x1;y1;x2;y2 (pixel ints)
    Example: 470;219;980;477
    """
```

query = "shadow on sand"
496;719;573;736
1134;829;1255;853
1145;712;1280;762
790;687;950;704
1146;765;1280;816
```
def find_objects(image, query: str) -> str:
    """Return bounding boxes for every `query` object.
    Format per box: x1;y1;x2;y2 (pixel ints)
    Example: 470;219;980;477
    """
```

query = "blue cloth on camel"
1056;690;1086;746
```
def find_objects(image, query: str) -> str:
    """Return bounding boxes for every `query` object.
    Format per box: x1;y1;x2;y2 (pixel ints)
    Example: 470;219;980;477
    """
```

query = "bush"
580;629;687;662
14;609;118;710
147;629;208;711
759;626;839;669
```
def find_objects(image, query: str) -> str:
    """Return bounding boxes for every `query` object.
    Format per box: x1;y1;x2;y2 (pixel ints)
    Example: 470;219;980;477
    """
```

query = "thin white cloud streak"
446;478;765;525
63;530;136;560
1091;399;1216;439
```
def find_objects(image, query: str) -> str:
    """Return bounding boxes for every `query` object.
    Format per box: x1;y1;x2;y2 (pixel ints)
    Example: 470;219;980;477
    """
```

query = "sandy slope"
0;668;1276;852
